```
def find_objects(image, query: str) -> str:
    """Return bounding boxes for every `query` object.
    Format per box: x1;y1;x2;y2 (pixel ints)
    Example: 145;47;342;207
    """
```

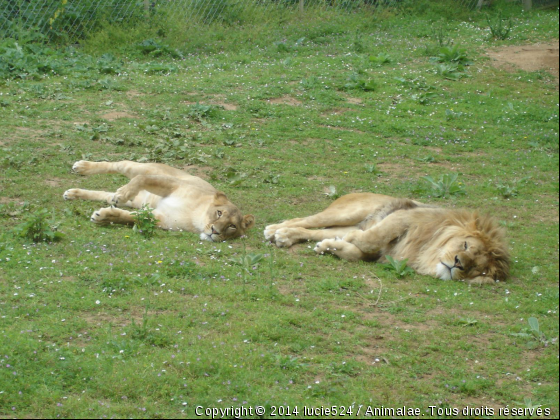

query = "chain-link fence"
1;0;556;42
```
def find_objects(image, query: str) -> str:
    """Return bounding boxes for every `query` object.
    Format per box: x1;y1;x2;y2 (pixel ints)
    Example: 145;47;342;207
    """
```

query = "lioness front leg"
91;207;165;226
63;188;115;204
111;175;180;207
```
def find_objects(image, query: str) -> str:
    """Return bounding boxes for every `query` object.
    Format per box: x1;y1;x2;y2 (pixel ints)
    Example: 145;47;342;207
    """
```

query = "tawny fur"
64;160;254;242
265;193;509;284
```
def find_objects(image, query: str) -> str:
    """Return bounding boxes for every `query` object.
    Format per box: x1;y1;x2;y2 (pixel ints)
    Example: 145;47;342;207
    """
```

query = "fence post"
522;0;532;10
299;0;304;13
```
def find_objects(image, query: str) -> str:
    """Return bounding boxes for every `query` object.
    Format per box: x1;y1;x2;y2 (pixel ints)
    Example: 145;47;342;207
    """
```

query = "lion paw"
91;208;112;224
314;239;344;255
72;160;95;175
264;224;281;242
63;188;81;200
274;228;297;248
110;186;133;207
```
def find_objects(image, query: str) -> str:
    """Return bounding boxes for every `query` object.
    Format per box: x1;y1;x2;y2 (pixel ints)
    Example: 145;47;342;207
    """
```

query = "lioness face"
435;236;494;282
201;207;255;242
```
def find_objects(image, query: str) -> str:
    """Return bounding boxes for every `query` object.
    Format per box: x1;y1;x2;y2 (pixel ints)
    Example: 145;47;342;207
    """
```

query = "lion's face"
200;204;255;242
434;235;502;284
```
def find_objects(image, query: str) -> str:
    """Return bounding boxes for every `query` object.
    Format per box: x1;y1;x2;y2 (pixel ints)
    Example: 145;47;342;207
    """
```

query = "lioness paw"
274;228;298;248
72;160;95;175
63;189;81;200
111;186;133;207
264;224;281;242
90;208;111;224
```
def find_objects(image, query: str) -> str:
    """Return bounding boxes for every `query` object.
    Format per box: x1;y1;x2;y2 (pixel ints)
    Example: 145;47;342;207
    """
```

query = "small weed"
420;173;466;198
364;163;380;174
188;103;218;121
487;11;513;40
458;318;478;327
369;53;392;65
136;39;183;59
411;91;438;105
511;317;555;349
434;63;468;81
13;208;63;243
384;255;415;278
432;45;472;66
495;177;531;199
324;185;341;200
263;173;280;184
344;72;377;91
430;23;453;47
132;205;158;238
445;109;464;120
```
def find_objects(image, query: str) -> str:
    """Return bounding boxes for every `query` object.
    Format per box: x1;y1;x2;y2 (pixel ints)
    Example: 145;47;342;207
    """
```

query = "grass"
0;1;558;417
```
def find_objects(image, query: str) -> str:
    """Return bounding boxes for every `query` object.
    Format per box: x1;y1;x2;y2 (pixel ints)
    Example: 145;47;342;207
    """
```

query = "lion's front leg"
344;213;410;254
314;239;368;262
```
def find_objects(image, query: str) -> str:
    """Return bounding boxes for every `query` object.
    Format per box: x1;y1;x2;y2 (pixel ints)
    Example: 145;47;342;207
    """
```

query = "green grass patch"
0;1;558;417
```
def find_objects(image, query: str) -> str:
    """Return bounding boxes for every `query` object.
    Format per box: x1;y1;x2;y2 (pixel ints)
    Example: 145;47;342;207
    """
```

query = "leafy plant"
432;45;472;66
487;11;513;40
411;91;438;105
323;185;341;200
511;317;554;349
369;53;392;65
495;177;531;199
188;103;218;121
384;255;415;278
430;23;453;47
13;208;63;242
421;173;466;198
434;63;468;80
344;72;376;91
132;205;158;238
364;163;380;174
136;39;183;59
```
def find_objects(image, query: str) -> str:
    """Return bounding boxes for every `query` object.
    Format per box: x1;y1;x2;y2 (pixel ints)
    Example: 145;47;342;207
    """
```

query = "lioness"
265;193;509;284
64;160;255;241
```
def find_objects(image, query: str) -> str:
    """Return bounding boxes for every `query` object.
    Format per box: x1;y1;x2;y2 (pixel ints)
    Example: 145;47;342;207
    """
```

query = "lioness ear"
213;192;229;205
468;276;495;286
242;214;255;230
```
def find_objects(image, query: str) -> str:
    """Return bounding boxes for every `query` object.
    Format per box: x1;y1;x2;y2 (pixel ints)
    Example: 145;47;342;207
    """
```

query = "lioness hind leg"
111;175;180;207
72;160;187;180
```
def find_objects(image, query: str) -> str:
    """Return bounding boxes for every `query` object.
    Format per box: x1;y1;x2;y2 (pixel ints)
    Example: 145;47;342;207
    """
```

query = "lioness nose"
211;226;219;235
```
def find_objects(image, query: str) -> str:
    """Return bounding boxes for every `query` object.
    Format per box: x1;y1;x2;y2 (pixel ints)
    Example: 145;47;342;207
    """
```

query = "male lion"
64;160;255;241
265;193;509;284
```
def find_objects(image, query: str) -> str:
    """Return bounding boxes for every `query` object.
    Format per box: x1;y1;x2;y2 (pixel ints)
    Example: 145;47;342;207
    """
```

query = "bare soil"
485;42;559;82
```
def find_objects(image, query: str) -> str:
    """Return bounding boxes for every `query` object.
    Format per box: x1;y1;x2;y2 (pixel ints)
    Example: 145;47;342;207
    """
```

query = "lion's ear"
468;276;495;286
242;214;255;230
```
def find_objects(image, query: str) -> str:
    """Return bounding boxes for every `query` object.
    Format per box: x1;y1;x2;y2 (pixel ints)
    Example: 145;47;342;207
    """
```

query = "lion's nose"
454;255;463;269
211;226;219;235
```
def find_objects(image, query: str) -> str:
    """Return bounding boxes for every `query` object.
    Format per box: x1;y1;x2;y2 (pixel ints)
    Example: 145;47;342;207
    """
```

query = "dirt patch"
101;111;137;121
44;179;62;188
267;95;302;106
485;42;559;82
